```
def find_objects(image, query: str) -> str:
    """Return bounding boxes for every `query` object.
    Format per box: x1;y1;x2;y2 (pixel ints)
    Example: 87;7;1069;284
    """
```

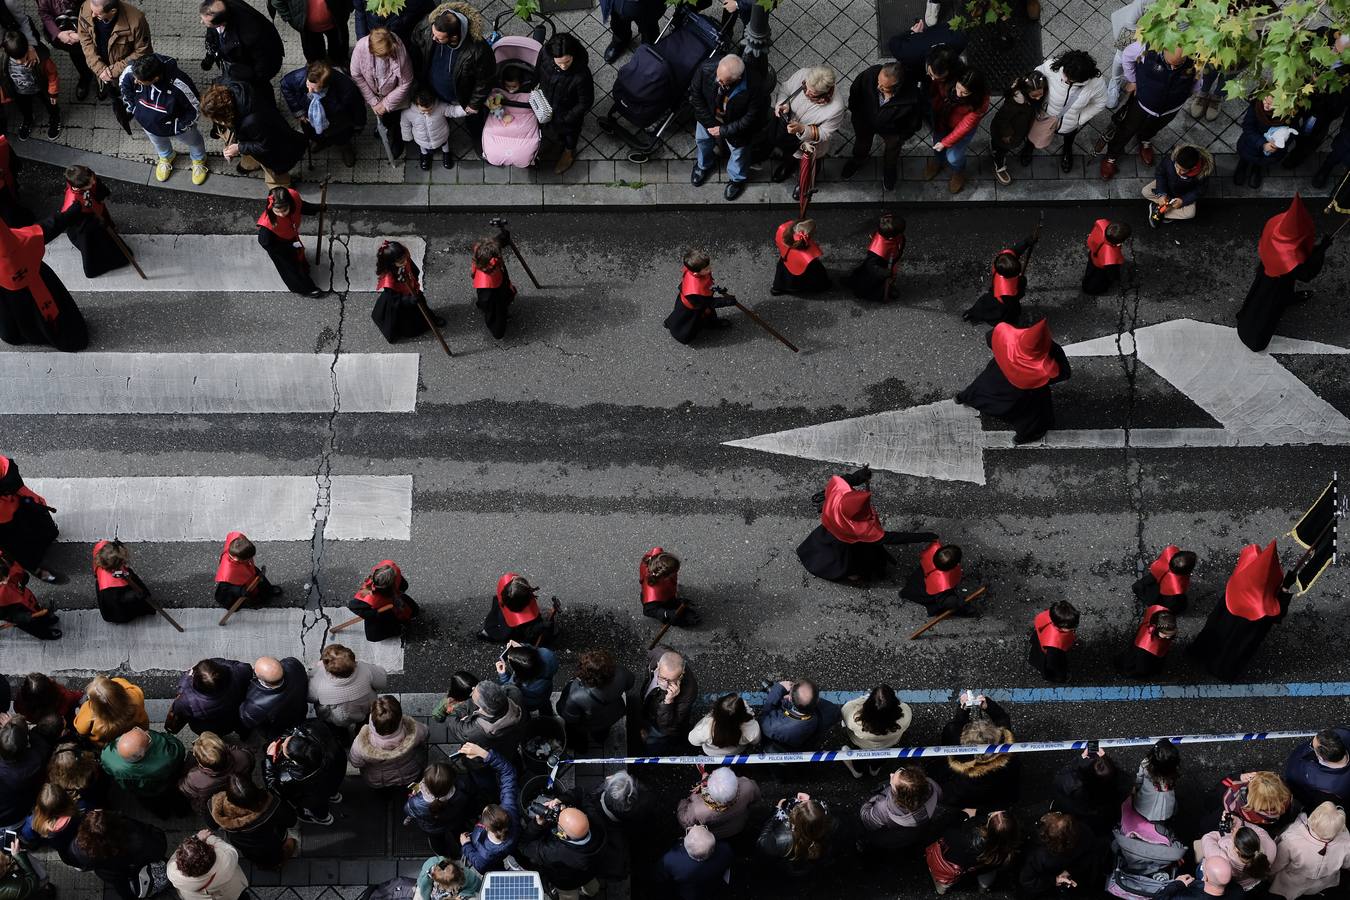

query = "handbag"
1027;112;1059;149
528;88;553;124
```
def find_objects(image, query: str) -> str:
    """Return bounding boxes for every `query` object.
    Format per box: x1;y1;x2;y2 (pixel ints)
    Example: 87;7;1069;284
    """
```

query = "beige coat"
167;835;249;900
1270;815;1350;899
841;696;912;750
77;0;152;79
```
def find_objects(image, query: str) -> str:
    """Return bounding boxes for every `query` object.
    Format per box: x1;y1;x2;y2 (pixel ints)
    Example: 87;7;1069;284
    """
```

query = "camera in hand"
527;794;561;824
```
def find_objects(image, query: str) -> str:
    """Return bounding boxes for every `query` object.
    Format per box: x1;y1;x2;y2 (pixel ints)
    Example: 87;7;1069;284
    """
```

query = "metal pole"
741;0;776;82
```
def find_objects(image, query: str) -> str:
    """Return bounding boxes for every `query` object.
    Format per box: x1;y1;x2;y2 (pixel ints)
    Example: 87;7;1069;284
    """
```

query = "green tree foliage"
950;0;1014;29
1137;0;1350;116
369;0;405;16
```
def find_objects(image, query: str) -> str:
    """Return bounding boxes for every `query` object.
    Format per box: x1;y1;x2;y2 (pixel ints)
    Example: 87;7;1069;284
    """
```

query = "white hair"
684;825;716;861
804;66;836;93
705;767;738;804
717;55;745;80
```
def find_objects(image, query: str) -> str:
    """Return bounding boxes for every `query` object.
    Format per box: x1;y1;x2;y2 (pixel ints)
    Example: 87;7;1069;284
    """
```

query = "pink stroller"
481;34;542;169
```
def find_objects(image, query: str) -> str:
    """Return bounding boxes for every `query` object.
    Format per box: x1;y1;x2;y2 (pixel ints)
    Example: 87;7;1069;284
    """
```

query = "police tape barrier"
558;730;1317;768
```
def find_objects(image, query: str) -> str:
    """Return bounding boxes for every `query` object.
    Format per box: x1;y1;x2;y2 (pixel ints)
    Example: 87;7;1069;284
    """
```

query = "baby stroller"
482;11;554;169
599;5;735;163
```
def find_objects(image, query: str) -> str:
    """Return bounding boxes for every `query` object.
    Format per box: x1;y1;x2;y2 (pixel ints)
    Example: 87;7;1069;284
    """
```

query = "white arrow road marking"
725;319;1350;484
0;352;420;415
28;475;412;541
44;235;427;293
0;607;404;674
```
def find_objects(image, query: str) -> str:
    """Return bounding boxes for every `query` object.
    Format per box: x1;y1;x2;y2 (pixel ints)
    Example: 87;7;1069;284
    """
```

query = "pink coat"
1270;815;1350;899
350;35;413;112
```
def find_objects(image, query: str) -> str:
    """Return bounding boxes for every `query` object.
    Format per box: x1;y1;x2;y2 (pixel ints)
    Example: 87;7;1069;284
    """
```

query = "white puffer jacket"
1035;58;1108;134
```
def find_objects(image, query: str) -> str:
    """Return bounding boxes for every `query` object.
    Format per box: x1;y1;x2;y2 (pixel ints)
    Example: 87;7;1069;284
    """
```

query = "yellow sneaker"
190;159;209;186
154;154;176;182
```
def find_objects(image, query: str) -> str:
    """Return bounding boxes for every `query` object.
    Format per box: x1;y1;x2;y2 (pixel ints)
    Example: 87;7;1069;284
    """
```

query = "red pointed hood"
820;475;884;544
992;320;1060;389
1258;194;1315;277
0;220;53;320
1223;541;1283;620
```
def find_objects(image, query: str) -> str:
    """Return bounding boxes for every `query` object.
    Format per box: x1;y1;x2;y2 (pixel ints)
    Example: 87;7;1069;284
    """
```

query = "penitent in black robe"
1184;590;1290;682
258;199;322;296
956;345;1072;444
1132;572;1188;615
476;277;516;340
97;584;155;624
0;208;88;352
1235;243;1328;352
842;251;898;302
772;258;831;295
64;183;129;278
0;459;58;571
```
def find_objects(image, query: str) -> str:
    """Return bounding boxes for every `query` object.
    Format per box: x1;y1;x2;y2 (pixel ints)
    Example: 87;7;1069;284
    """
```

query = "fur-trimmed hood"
352;715;425;761
210;792;276;831
424;1;485;41
946;728;1015;776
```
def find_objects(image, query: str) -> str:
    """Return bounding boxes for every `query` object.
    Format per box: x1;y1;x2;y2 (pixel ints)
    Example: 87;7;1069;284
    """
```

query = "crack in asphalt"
299;221;352;655
1116;238;1148;614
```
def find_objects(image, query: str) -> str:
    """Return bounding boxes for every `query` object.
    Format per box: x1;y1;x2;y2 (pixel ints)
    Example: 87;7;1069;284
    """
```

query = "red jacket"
937;94;989;147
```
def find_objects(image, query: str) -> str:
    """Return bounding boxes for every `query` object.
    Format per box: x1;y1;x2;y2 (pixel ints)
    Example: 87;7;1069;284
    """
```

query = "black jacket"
555;667;634;736
219;77;307;172
205;0;283;84
238;657;309;737
169;657;253;735
688;58;767;148
0;731;50;824
262;721;345;804
410;3;495;111
847;63;923;139
536;45;593;134
1133;49;1198;117
519;815;609;890
1016;830;1101;898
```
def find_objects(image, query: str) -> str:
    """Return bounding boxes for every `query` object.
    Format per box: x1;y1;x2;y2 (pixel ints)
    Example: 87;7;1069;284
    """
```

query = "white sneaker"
924;0;940;25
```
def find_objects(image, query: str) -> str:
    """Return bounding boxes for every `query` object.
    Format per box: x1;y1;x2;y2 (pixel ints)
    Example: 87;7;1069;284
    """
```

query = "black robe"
663;291;736;344
1081;259;1122;295
772;258;830;295
475;277;516;340
97;584;155;624
0;461;58;571
1117;645;1167;679
347;581;418;642
214;575;275;609
0;151;34;228
842;251;897;301
0;210;89;353
796;528;930;582
956;345;1071;443
899;567;966;615
372;288;431;343
479;597;553;646
258;200;321;295
65;184;129;278
1132;573;1188;614
963;285;1022;326
1028;634;1069;682
1184;591;1290;682
1236;244;1328;352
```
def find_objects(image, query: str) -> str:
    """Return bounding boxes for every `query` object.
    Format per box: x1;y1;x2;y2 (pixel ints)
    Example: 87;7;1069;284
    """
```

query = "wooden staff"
125;567;183;632
647;602;686;650
909;585;988;640
416;298;454;357
331;603;392;634
732;299;799;353
314;179;329;265
533;597;561;647
103;219;147;280
1019;211;1045;279
218;574;263;626
504;236;543;290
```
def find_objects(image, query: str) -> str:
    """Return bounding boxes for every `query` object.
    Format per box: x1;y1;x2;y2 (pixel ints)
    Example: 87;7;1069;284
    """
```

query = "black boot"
1233;158;1249;185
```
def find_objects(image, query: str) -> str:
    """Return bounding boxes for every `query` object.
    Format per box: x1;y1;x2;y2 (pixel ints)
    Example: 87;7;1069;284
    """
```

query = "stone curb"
19;139;1312;210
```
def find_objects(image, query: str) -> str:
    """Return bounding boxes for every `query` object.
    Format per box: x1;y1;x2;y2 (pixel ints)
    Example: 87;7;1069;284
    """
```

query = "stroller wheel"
628;150;650;164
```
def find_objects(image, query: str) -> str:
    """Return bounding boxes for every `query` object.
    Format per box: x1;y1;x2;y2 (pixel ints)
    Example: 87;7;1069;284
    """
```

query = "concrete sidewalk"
14;0;1325;207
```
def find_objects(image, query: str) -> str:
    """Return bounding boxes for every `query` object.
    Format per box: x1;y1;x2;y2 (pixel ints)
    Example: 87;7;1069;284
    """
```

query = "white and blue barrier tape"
561;730;1317;767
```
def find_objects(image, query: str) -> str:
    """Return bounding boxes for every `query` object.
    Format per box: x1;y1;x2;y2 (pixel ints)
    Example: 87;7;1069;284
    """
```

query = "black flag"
1290;476;1337;594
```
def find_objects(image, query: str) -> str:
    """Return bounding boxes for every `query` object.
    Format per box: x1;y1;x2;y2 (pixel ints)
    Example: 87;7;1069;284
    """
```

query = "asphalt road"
9;167;1350;898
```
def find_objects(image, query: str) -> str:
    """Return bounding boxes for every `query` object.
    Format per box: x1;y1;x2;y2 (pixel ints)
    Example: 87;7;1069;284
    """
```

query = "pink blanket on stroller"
482;90;540;169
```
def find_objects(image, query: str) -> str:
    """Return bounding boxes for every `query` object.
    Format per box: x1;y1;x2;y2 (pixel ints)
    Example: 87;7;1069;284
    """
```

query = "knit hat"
475;681;507;717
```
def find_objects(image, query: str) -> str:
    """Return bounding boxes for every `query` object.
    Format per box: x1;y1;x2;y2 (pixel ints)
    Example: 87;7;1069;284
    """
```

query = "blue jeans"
145;125;206;161
933;129;975;172
696;121;748;183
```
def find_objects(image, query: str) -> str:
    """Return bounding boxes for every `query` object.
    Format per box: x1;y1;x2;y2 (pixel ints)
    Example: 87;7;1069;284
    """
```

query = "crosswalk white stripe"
0;352;420;414
43;235;428;293
0;607;404;674
28;475;412;542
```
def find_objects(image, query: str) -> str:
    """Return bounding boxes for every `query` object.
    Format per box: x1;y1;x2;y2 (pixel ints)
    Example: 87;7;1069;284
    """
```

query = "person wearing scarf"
956;319;1072;445
256;187;325;297
1185;540;1293;682
796;464;937;582
1237;193;1334;352
0;201;87;352
1142;144;1212;225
